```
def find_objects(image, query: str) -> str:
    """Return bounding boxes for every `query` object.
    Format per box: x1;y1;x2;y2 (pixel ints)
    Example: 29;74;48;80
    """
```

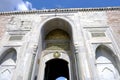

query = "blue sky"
26;0;120;9
56;76;67;80
0;0;120;11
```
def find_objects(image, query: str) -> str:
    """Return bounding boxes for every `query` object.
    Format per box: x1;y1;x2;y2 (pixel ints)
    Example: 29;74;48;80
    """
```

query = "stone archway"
37;50;71;80
35;18;78;80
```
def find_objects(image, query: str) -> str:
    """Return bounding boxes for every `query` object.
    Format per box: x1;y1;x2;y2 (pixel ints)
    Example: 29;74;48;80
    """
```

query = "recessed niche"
91;32;106;37
9;35;23;41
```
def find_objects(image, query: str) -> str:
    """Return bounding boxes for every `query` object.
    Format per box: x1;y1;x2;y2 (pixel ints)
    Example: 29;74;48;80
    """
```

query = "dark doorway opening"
44;59;69;80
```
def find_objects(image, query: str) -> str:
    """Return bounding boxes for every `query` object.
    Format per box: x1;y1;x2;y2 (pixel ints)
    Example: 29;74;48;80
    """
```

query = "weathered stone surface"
79;11;107;27
107;11;120;47
0;16;9;40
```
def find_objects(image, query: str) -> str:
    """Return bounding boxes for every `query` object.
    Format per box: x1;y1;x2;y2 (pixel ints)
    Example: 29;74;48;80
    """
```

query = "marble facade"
0;7;120;80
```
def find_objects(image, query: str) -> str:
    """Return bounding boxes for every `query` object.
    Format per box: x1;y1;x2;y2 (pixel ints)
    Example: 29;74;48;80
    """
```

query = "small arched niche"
0;48;17;80
95;45;120;80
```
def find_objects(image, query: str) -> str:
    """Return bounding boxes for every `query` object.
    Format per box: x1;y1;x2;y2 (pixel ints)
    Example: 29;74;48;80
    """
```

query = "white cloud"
17;1;36;11
0;0;36;12
25;1;36;10
17;2;29;11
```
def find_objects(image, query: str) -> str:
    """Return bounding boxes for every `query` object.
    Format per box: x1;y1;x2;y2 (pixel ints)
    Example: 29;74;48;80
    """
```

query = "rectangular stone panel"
9;35;23;41
91;32;106;37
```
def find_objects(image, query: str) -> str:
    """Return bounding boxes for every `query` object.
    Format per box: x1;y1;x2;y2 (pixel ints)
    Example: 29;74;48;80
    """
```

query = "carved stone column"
29;44;38;80
74;44;81;80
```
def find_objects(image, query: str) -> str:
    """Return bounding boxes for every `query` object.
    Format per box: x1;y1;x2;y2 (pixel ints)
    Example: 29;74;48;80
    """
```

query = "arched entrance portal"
33;18;77;80
44;59;69;80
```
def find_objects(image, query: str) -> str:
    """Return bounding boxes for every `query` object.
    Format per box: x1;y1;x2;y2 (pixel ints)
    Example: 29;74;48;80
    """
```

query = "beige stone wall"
107;11;120;47
0;16;8;40
79;11;107;27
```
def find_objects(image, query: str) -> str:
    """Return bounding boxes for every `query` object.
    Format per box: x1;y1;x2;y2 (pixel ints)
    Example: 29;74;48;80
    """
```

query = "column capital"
74;44;79;54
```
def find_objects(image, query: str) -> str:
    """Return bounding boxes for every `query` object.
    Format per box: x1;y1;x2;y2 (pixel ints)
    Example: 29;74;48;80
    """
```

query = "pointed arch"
40;18;72;80
40;17;74;35
95;45;120;80
32;17;79;80
0;48;17;80
41;18;73;49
